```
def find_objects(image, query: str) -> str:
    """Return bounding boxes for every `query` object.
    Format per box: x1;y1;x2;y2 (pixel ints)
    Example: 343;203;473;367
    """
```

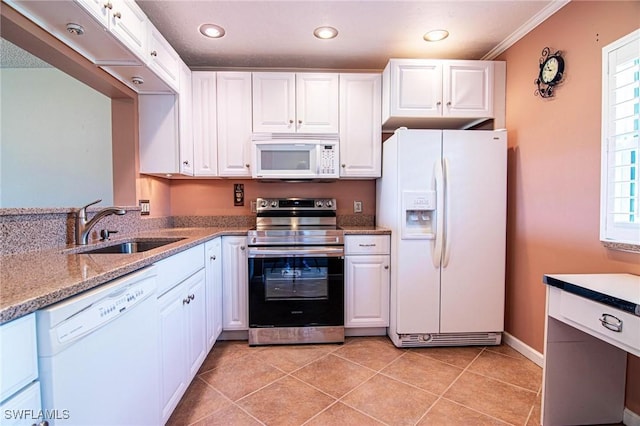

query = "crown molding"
482;0;571;60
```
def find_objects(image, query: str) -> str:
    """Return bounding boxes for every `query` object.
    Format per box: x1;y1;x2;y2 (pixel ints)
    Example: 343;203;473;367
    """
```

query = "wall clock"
535;47;565;98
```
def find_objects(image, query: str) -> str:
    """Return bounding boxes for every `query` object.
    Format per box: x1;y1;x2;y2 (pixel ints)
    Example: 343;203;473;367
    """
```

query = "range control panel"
256;198;336;212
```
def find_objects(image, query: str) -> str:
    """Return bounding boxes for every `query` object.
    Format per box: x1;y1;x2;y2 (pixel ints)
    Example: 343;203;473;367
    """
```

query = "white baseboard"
502;332;544;367
625;407;640;426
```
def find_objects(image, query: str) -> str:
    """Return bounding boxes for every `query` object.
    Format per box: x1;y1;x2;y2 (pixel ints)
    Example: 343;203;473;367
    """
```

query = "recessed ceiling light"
313;26;338;40
423;29;449;42
199;23;225;39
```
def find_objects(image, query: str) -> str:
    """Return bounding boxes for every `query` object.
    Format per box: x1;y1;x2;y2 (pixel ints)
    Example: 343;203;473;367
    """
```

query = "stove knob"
271;200;278;208
260;199;268;208
325;200;333;208
316;200;323;208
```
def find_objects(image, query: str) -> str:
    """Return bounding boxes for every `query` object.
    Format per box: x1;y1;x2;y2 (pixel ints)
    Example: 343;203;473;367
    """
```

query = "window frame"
600;28;640;252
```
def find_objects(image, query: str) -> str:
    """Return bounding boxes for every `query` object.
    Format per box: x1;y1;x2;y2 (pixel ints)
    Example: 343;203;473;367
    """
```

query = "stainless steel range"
247;198;345;346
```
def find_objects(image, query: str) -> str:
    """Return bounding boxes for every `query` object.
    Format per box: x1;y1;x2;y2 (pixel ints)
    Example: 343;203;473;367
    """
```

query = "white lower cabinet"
344;235;391;328
0;313;41;426
205;237;223;350
222;236;248;330
157;246;206;425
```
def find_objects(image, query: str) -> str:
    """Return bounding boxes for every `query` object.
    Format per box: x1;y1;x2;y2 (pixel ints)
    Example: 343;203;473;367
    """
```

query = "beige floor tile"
334;336;406;371
381;352;464;395
258;344;335;373
198;340;264;374
484;344;528;360
237;376;335;426
293;354;375;398
341;374;438;426
418;398;510;425
166;377;232;426
526;397;541;426
192;404;263;426
444;371;537;425
468;350;542;392
305;402;384;426
200;352;285;401
409;345;483;369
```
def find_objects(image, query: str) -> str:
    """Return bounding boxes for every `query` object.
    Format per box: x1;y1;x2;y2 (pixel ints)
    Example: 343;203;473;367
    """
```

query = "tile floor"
167;336;543;426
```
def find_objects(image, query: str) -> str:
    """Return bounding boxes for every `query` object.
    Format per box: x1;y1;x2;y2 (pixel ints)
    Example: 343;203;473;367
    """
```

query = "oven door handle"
248;246;344;258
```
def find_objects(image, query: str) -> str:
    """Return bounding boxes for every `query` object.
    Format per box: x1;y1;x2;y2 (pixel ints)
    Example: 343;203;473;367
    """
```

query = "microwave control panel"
320;145;337;176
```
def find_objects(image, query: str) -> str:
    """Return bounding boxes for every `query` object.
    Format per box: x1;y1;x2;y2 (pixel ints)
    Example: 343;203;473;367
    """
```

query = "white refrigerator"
376;128;506;347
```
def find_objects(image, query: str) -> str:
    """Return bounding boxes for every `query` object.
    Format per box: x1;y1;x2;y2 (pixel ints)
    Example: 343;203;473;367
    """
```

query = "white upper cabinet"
191;72;218;176
252;73;338;133
383;59;500;130
339;73;382;178
77;0;148;62
147;24;181;92
217;72;253;177
138;94;179;174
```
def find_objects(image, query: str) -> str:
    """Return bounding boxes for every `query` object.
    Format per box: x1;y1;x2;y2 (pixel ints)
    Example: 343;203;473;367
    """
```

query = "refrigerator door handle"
433;159;444;268
442;157;451;268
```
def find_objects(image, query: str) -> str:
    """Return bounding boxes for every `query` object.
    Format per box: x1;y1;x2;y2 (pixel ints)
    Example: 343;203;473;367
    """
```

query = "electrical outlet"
139;199;150;216
353;201;363;213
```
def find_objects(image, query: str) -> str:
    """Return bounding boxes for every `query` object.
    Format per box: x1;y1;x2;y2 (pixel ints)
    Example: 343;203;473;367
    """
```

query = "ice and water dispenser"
401;190;436;239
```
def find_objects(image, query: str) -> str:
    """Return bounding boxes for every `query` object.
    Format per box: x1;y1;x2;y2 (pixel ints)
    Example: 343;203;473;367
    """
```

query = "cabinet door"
339;74;382;178
222;236;248;330
296;73;339;133
0;314;38;402
148;24;181;91
158;283;188;424
178;62;194;175
108;0;147;61
0;382;41;426
76;0;110;27
138;94;179;174
385;59;443;119
185;270;207;381
345;255;390;327
443;61;494;118
192;72;218;176
252;72;296;133
205;238;223;351
217;72;252;176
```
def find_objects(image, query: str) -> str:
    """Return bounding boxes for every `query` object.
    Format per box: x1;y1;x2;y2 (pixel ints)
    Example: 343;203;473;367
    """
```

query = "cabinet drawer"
559;290;640;354
156;245;205;296
344;235;390;255
0;314;38;402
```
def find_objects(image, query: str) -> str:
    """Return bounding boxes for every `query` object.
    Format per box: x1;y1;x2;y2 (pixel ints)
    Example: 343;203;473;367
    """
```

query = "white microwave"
252;134;339;179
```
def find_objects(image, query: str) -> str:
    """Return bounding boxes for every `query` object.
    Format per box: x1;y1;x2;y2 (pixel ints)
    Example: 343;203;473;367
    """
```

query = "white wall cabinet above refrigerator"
252;73;339;133
382;59;505;131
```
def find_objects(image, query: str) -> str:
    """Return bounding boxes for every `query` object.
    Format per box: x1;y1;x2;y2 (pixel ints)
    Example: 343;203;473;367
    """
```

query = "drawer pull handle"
358;243;376;247
599;313;623;332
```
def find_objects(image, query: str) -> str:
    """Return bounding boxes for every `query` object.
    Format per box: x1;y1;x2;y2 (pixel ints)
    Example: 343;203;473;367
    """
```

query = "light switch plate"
354;201;363;213
139;199;150;216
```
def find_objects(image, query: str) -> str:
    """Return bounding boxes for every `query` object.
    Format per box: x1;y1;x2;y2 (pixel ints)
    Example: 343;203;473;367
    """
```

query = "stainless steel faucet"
75;199;126;245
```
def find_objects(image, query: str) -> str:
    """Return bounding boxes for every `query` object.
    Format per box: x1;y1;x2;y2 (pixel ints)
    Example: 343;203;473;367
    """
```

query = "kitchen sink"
80;238;186;254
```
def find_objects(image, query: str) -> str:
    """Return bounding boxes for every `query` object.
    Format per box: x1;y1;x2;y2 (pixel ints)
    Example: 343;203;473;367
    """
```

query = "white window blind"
600;29;640;246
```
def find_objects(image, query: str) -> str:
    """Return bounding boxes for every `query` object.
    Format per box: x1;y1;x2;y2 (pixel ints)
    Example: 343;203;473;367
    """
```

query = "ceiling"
136;0;569;71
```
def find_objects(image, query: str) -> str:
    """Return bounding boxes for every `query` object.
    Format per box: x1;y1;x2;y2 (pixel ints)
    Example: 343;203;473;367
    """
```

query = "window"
600;29;640;249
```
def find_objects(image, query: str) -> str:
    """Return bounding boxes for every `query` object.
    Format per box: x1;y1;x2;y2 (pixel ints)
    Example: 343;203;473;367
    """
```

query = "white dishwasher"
37;266;160;426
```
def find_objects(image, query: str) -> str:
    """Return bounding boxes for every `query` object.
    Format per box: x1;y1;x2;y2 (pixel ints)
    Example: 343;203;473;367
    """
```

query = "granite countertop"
544;273;640;317
0;225;388;324
0;227;248;324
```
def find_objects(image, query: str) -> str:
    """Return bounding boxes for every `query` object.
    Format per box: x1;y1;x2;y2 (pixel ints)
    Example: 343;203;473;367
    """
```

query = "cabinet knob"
384;265;389;270
446;101;452;107
189;294;195;300
341;164;346;168
183;160;190;165
183;297;191;305
240;246;246;251
245;164;250;168
210;255;216;261
151;50;158;57
103;2;113;9
289;119;294;124
113;11;122;19
298;120;302;124
436;101;442;106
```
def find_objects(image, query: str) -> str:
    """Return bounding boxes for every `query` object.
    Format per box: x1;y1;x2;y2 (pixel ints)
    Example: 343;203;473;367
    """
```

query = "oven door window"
265;260;328;300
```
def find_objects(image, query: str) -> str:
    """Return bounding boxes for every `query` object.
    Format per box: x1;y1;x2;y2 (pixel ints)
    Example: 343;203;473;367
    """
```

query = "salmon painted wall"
498;0;640;412
168;179;376;217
